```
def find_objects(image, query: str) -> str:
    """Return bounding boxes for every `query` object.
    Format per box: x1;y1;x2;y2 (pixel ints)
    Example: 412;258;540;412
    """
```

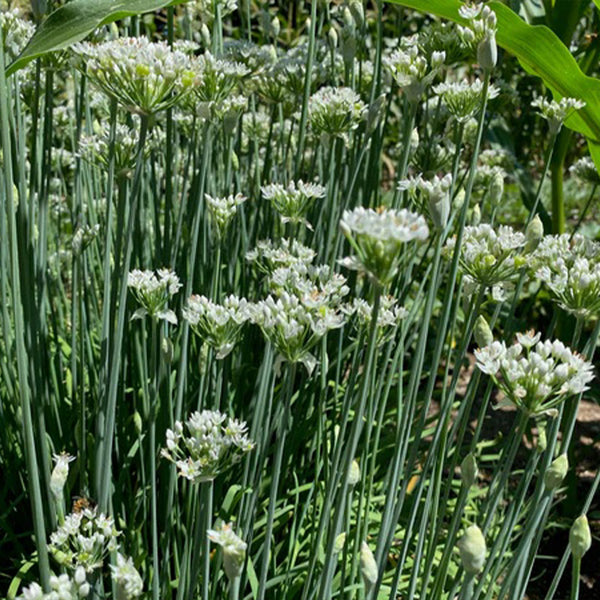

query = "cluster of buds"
261;180;326;229
128;269;182;324
111;553;144;599
457;3;498;71
193;52;249;107
475;331;594;416
398;173;453;230
445;224;526;289
206;193;246;239
531;96;586;135
246;238;316;275
433;80;499;123
49;507;120;573
569;156;600;185
308;86;367;140
74;37;198;115
344;296;408;333
384;38;445;103
0;9;35;61
72;224;100;256
182;295;250;359
17;570;90;600
339;206;429;287
533;234;600;319
162;409;254;483
249;293;345;374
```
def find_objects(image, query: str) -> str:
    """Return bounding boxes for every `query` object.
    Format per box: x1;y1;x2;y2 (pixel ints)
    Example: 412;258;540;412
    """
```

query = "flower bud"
133;411;143;435
570;515;592;559
488;171;504;206
349;0;365;28
360;541;378;591
162;337;174;364
50;453;74;501
271;16;280;38
474;316;493;348
348;459;361;486
471;202;481;225
461;453;479;488
201;24;211;48
334;532;346;553
477;29;497;71
31;0;47;21
328;27;339;49
457;525;486;574
525;215;544;253
544;454;568;490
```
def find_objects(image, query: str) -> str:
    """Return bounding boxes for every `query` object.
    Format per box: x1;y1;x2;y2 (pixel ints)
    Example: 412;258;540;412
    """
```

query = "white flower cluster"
111;553;144;599
192;0;238;24
339;207;429;286
49;507;120;572
534;234;600;319
206;193;246;238
183;295;250;358
72;224;100;256
194;51;249;105
17;569;90;600
398;173;453;229
457;3;498;70
74;37;198;115
569;156;600;185
269;263;350;309
127;269;182;324
475;331;594;415
0;9;35;60
207;522;247;581
261;180;326;228
445;224;526;288
246;238;316;274
308;86;367;139
531;96;585;134
384;38;445;103
162;409;254;483
433;80;499;123
249;293;345;374
345;297;408;331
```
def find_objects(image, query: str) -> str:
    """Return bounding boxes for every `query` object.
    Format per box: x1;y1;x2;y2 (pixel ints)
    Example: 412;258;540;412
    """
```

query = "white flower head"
207;522;246;581
531;96;585;134
206;193;246;238
111;553;143;599
128;268;182;324
261;180;326;229
308;86;367;139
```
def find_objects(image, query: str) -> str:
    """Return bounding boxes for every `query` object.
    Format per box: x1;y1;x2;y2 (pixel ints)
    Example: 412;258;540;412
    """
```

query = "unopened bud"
328;27;338;49
334;532;346;553
133;411;143;435
349;0;365;28
162;337;173;364
348;459;361;486
544;454;568;490
201;24;211;48
474;316;493;348
461;453;479;488
271;16;280;38
570;515;592;559
489;171;504;206
477;29;497;71
360;541;378;591
50;452;75;501
525;215;544;253
471;202;481;225
457;525;486;574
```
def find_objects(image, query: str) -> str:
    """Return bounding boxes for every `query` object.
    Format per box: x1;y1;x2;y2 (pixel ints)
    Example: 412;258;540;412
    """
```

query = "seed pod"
544;454;568;490
461;453;479;489
360;542;378;591
457;525;486;574
570;515;592;559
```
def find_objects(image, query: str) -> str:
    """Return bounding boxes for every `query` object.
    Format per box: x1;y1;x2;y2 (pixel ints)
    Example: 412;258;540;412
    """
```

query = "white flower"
73;37;198;115
183;295;250;358
161;410;254;483
111;553;143;598
206;193;246;238
433;80;499;122
128;269;181;324
246;239;316;274
533;234;600;319
207;522;246;581
0;9;35;61
308;86;367;138
531;96;585;134
49;507;120;573
569;156;600;185
261;180;326;228
50;452;75;501
445;224;526;288
475;333;594;415
339;207;429;286
398;173;453;229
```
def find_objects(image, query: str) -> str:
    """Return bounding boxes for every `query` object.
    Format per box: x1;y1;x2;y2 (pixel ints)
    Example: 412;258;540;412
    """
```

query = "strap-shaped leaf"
385;0;600;163
6;0;189;76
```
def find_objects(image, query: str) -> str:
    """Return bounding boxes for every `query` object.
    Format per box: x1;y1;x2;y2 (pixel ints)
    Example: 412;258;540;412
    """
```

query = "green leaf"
385;0;600;162
6;0;189;76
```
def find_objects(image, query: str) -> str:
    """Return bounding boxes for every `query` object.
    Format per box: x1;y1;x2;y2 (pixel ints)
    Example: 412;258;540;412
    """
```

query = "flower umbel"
128;269;182;324
161;410;254;483
207;522;247;581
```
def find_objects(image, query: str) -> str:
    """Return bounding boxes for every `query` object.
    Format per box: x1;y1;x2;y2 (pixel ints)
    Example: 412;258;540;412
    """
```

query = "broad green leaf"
385;0;600;165
6;0;189;76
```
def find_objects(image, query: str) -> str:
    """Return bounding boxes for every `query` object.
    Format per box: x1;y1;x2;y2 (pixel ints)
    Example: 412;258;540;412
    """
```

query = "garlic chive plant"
3;2;600;600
